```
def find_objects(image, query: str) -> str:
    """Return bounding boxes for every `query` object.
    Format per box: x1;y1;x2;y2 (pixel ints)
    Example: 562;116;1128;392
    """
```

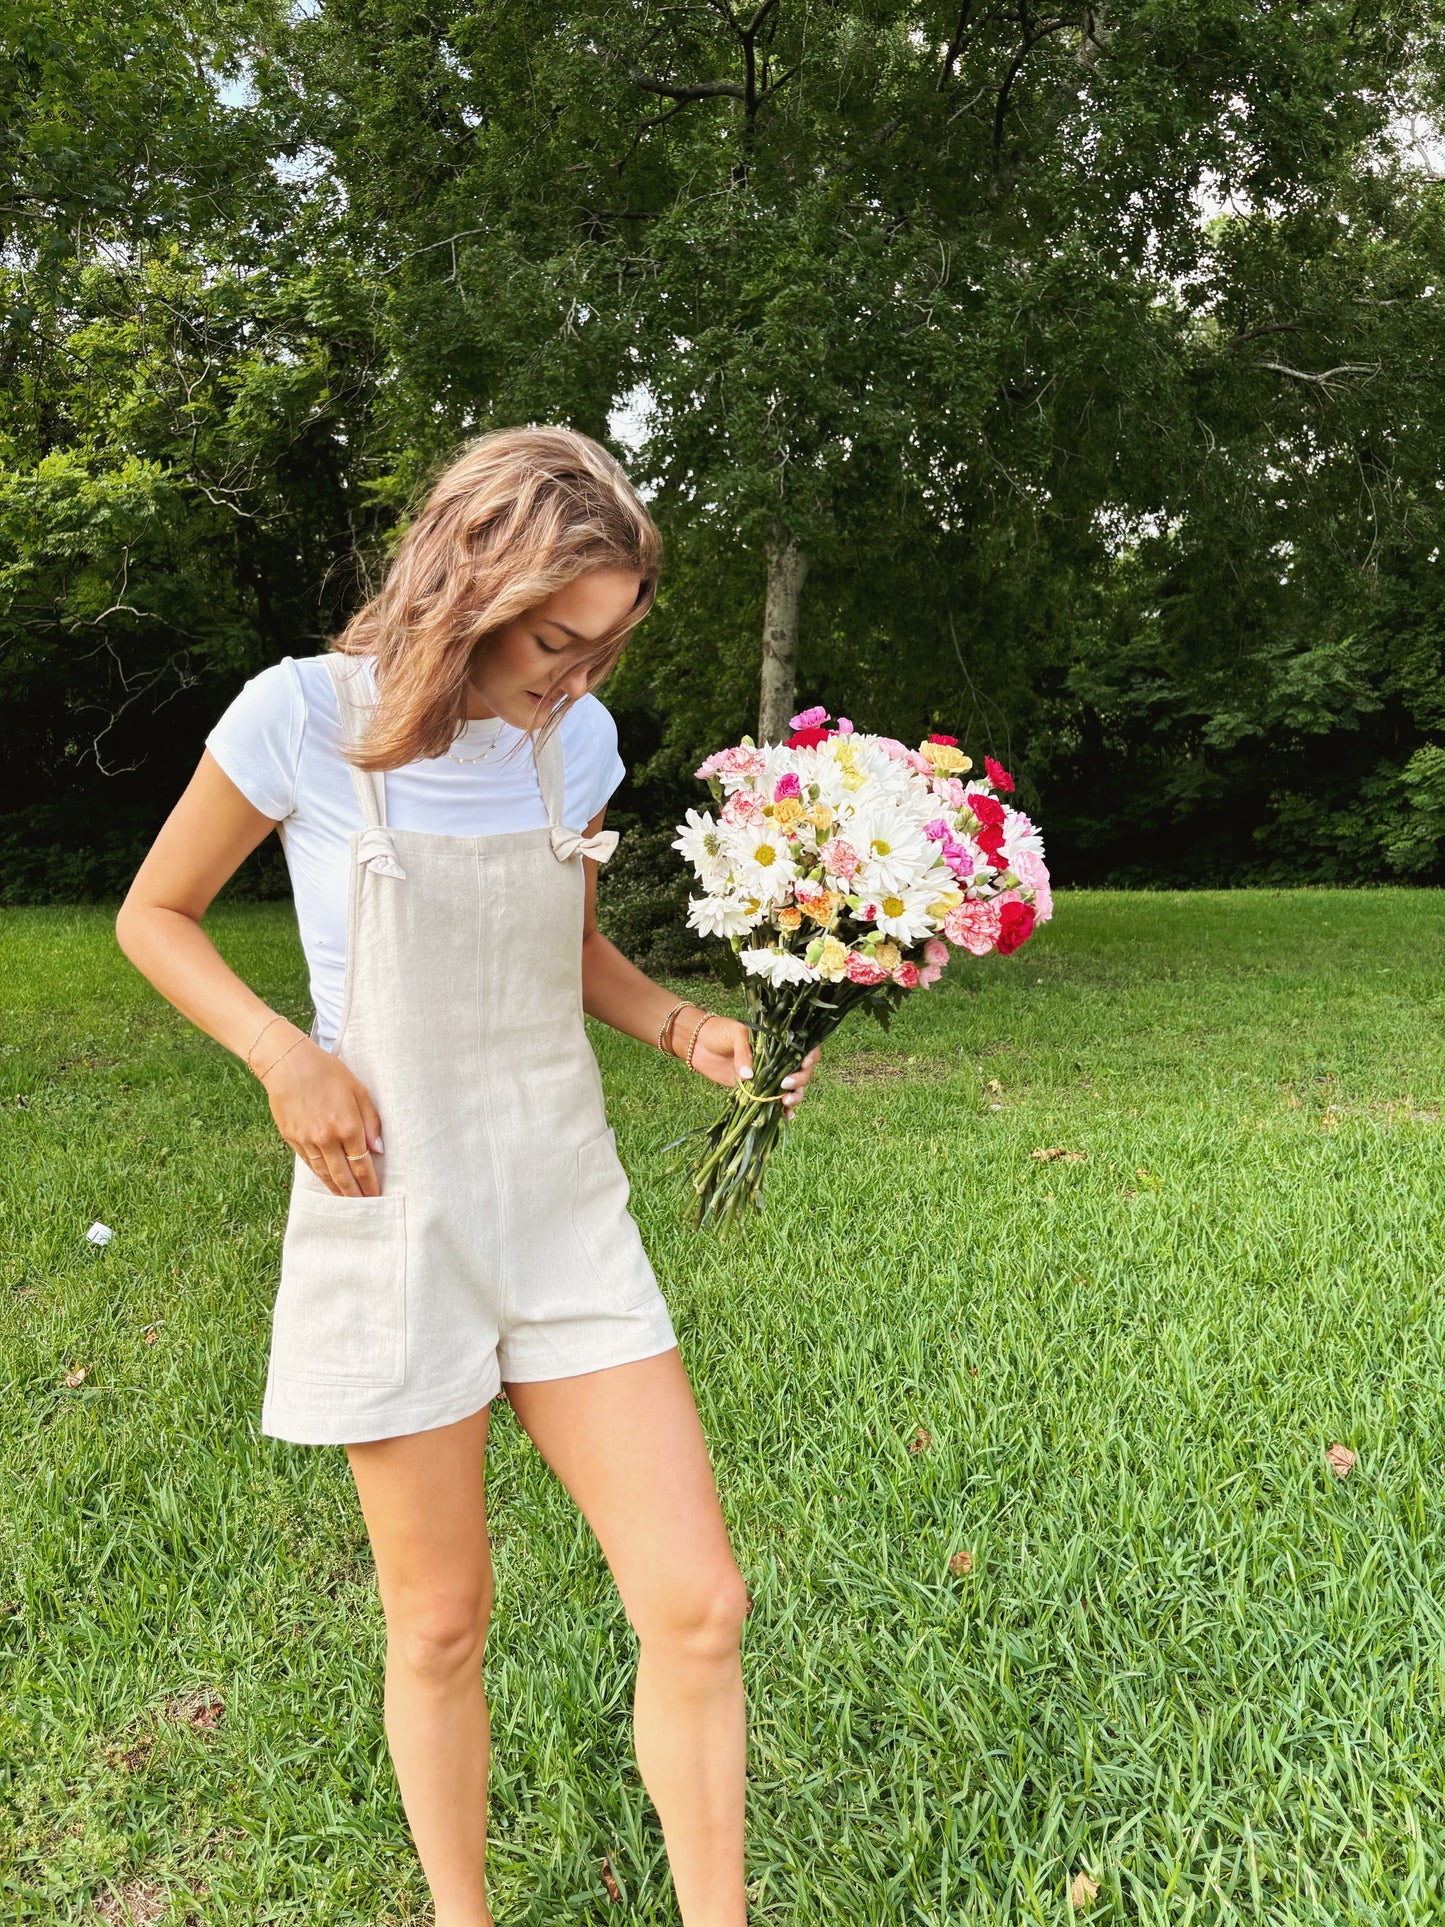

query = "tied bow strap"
550;824;621;865
355;827;408;879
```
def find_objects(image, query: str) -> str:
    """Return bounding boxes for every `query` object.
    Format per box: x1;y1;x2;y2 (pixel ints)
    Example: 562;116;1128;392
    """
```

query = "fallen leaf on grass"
950;1549;972;1576
1031;1146;1085;1163
142;1327;159;1346
103;1733;156;1774
63;1365;90;1388
600;1856;623;1903
93;1879;168;1925
909;1425;934;1454
1069;1870;1100;1908
163;1690;224;1731
1325;1443;1357;1478
986;1078;1003;1095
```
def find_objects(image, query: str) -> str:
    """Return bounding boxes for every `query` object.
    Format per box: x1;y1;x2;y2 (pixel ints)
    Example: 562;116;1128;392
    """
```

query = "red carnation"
976;826;1007;866
984;756;1015;793
967;791;1006;830
787;726;834;749
928;732;959;746
995;901;1035;955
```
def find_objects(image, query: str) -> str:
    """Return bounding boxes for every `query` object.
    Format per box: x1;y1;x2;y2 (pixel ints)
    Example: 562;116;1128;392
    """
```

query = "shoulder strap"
324;653;388;830
532;710;566;830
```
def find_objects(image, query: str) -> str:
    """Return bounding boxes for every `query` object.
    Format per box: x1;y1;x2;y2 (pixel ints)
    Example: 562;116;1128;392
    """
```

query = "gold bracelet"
254;1029;306;1083
657;998;689;1055
244;1012;287;1076
683;1010;713;1069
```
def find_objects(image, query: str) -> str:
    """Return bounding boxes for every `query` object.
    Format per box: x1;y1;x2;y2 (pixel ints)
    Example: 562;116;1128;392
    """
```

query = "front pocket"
272;1190;408;1387
571;1126;658;1310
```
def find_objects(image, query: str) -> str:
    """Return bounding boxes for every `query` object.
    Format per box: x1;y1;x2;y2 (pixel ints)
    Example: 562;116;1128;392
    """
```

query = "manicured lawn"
3;890;1444;1926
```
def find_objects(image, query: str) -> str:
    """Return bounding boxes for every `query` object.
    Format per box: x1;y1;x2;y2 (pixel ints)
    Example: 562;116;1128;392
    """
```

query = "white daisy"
859;879;947;947
672;807;733;888
844;798;939;897
686;890;759;939
724;820;797;905
739;946;819;986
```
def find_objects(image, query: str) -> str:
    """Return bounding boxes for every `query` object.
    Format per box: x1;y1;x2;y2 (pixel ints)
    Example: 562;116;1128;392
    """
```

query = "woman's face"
468;567;644;726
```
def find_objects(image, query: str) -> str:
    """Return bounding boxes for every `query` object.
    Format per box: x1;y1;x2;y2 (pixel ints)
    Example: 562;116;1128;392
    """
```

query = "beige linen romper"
260;652;678;1446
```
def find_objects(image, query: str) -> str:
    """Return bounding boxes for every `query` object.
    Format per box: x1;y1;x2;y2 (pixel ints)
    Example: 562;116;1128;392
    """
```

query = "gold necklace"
447;733;502;766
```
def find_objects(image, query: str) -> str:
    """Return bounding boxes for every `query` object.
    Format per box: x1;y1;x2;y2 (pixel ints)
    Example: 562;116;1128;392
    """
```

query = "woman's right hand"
259;1030;385;1197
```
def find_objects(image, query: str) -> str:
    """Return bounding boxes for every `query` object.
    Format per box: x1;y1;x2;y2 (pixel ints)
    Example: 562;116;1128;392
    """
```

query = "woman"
115;424;823;1927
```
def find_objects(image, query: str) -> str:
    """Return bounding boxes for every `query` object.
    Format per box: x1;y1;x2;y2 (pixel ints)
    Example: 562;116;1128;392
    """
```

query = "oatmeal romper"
260;652;678;1446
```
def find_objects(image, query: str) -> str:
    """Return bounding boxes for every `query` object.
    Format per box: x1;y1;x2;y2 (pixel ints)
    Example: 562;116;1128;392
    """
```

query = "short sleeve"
205;657;305;821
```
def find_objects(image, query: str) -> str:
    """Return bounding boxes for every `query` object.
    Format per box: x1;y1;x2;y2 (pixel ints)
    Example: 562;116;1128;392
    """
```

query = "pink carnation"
874;736;915;766
892;961;921;988
923;938;950;966
944;900;1002;956
774;772;801;800
836;716;855;734
821;836;860;881
696;744;769;782
1011;846;1053;922
722;789;764;825
918;962;944;986
790;704;830;730
845;951;891;985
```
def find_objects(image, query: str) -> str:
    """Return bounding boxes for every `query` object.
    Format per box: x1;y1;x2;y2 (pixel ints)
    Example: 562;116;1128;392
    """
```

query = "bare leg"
345;1401;494;1927
505;1349;750;1927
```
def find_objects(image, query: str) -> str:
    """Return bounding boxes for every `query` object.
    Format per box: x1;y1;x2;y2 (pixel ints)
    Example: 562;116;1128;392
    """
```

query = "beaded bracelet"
683;1010;714;1069
657;998;689;1056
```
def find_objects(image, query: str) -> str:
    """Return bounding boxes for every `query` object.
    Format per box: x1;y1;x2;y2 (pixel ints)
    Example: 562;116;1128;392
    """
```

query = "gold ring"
344;1152;368;1162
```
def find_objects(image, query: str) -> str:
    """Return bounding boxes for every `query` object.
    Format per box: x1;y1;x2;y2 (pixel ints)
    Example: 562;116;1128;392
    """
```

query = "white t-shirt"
206;653;627;1048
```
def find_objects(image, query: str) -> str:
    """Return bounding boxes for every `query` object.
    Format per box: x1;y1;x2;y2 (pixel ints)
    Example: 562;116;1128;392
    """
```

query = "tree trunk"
757;528;809;746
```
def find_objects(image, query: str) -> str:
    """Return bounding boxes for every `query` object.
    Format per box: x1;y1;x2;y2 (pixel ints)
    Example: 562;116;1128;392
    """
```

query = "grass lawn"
3;888;1445;1927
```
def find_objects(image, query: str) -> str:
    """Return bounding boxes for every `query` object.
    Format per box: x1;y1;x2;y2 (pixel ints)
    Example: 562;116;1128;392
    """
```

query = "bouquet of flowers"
663;704;1053;1230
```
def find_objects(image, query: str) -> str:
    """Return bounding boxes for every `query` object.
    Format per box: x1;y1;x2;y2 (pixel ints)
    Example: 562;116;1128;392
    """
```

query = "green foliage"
2;0;1444;900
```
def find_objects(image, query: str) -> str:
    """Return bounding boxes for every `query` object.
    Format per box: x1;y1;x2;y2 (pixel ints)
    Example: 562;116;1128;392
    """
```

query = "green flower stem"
672;970;910;1231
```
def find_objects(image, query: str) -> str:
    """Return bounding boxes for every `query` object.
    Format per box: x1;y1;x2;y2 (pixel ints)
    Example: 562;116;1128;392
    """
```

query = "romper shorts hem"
260;1365;503;1447
496;1300;679;1386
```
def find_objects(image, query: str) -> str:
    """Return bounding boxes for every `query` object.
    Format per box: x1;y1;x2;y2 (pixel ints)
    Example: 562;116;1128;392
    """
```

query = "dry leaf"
1325;1442;1356;1478
94;1879;170;1925
743;1594;754;1616
909;1425;934;1454
1070;1870;1100;1908
949;1549;972;1576
600;1856;623;1903
63;1365;89;1388
1032;1145;1068;1161
986;1078;1003;1095
164;1690;224;1730
143;1328;159;1345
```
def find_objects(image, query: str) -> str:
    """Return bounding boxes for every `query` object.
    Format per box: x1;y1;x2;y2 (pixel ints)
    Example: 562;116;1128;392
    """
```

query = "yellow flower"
920;742;973;774
772;796;805;828
926;892;965;918
872;939;901;972
818;937;850;980
809;804;835;833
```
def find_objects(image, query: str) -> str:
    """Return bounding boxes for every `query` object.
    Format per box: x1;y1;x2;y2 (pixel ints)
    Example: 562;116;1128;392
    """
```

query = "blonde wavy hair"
332;425;662;772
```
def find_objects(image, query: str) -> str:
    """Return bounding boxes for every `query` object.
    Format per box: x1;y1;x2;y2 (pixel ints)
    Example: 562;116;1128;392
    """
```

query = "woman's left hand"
687;1013;823;1117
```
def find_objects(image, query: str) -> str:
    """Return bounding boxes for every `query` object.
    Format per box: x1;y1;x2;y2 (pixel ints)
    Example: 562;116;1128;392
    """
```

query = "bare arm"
115;750;385;1197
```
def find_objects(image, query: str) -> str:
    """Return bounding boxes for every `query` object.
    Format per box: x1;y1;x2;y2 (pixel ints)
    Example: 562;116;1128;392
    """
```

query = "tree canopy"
3;0;1443;901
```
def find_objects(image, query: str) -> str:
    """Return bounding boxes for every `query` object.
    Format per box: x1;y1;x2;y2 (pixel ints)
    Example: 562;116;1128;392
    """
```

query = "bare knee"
387;1587;493;1682
634;1565;751;1665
